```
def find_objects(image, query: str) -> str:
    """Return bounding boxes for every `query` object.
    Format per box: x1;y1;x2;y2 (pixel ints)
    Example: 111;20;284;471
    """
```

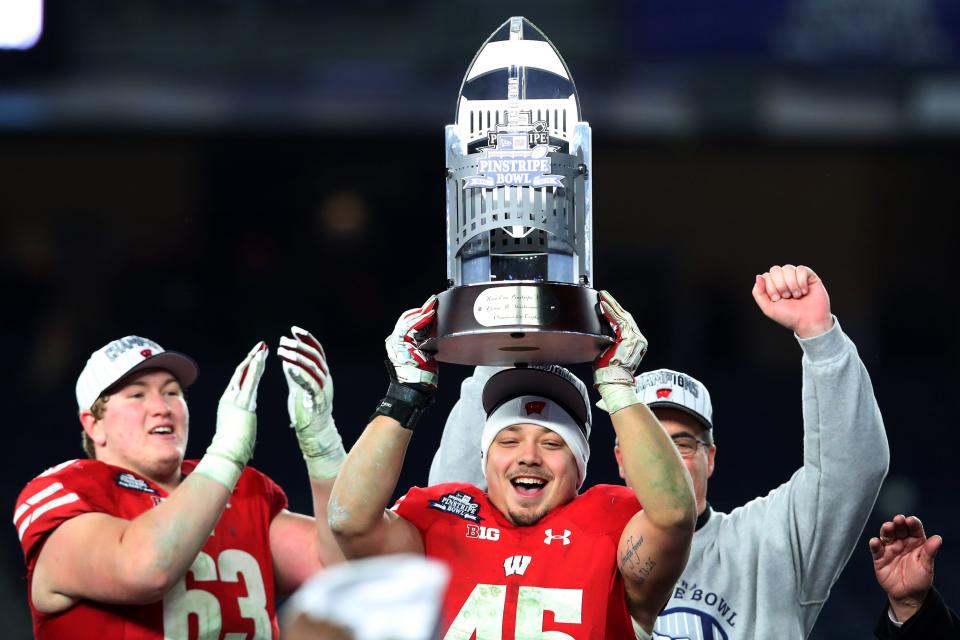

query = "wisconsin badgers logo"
525;401;547;415
503;555;532;576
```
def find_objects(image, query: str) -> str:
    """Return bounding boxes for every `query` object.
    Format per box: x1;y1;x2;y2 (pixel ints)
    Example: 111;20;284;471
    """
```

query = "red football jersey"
393;482;642;640
14;459;288;640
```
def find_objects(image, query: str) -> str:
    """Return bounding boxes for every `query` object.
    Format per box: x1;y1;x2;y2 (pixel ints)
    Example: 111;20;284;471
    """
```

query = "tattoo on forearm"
621;535;657;584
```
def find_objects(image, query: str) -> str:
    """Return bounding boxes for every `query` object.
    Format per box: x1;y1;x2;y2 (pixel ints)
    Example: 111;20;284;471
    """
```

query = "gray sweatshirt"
430;319;889;640
428;364;497;489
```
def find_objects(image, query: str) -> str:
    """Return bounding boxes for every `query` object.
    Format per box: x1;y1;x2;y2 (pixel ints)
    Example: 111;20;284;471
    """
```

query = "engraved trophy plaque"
421;16;612;366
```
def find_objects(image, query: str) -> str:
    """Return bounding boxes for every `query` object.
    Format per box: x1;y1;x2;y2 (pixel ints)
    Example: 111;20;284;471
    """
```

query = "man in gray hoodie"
430;264;890;639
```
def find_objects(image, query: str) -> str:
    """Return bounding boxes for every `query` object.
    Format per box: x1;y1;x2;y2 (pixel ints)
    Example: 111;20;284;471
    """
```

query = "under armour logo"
543;528;571;545
503;555;532;576
525;400;546;415
656;388;672;399
140;349;153;358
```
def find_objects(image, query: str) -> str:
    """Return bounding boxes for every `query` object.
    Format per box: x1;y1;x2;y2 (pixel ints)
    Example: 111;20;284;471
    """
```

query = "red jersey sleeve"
569;484;642;541
391;482;481;538
14;460;114;566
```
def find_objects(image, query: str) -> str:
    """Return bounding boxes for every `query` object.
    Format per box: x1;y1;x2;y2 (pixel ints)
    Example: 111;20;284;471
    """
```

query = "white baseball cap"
635;368;712;430
75;336;198;411
282;554;449;640
480;365;592;488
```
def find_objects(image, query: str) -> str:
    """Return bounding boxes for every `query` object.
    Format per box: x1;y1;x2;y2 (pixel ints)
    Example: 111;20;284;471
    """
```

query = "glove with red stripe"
594;291;648;415
278;326;346;481
195;342;269;490
374;296;439;429
385;295;439;388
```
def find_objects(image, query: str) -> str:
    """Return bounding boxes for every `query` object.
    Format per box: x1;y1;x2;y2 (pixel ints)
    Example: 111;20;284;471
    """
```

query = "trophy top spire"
433;16;606;365
455;16;581;149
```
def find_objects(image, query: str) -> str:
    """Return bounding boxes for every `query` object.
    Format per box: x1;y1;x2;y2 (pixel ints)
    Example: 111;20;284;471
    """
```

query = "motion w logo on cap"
636;368;713;431
525;401;546;415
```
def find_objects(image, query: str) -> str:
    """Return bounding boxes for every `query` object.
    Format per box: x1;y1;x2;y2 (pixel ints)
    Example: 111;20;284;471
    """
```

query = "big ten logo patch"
465;524;500;541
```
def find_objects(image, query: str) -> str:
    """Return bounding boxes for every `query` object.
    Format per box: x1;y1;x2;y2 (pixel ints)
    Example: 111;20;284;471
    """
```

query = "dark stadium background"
2;1;958;637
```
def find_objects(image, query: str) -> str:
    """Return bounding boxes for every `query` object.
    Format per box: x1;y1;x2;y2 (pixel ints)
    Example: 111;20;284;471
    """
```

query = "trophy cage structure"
444;17;593;290
425;16;611;365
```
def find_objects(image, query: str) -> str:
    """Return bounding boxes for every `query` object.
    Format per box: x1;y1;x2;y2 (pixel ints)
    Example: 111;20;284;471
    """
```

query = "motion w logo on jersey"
503;555;532;576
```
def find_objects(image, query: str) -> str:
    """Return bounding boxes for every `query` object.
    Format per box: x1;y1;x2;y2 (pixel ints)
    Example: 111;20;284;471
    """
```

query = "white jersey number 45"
445;584;582;640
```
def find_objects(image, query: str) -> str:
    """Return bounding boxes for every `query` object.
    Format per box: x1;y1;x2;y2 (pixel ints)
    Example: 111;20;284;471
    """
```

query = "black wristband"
370;380;436;431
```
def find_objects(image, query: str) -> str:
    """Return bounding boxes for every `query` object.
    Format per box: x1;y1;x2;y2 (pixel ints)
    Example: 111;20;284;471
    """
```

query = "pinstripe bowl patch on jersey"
427;491;483;522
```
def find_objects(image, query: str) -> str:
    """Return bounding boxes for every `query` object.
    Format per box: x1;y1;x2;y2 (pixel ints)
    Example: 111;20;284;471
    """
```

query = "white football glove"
594;291;648;415
194;342;268;490
277;326;346;481
385;295;439;389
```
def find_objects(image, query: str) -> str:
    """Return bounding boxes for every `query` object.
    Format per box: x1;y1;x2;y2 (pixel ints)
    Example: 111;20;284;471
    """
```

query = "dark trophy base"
421;282;613;366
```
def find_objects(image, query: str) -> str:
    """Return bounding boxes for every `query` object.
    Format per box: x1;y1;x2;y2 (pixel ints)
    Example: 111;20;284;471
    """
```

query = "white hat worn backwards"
282;554;449;640
75;336;199;411
480;365;592;489
635;368;712;430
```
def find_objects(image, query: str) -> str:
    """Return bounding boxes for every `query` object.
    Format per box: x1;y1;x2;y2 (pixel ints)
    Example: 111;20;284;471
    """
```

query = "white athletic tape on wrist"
208;400;257;466
296;418;347;480
596;383;641;415
194;453;244;491
302;444;347;481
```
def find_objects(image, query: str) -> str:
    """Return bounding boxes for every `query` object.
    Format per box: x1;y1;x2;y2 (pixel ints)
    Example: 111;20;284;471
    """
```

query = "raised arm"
31;344;268;612
269;326;349;594
428;365;499;488
593;291;697;633
614;403;697;631
753;265;890;601
328;297;438;559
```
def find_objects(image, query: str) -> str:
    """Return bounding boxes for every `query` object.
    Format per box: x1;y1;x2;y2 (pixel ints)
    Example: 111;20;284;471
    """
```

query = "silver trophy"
421;16;612;366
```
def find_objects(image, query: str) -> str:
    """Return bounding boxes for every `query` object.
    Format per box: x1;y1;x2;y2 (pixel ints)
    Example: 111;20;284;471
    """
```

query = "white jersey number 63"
162;549;271;640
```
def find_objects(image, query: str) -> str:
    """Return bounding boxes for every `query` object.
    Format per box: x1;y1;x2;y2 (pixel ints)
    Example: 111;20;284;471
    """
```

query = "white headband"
481;394;590;489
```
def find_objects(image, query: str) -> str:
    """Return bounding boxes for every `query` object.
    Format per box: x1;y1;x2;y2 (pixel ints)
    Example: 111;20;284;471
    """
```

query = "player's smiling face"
90;369;189;486
485;423;579;527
